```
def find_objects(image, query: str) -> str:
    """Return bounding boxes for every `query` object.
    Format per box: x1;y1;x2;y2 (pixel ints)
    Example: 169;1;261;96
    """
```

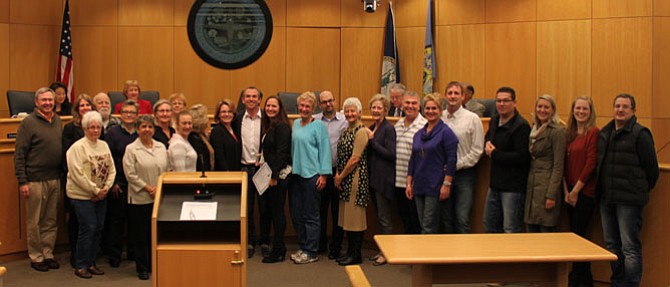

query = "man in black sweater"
482;86;530;234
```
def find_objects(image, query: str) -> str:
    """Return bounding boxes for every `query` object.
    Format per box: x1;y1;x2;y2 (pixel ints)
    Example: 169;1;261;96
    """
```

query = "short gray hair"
34;87;54;100
82;111;102;128
342;97;362;113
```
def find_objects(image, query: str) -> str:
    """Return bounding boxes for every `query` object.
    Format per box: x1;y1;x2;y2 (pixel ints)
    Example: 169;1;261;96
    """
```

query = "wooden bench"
374;233;616;287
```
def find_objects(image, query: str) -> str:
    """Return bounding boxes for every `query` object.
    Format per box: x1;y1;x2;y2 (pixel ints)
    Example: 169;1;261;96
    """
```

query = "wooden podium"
152;172;248;287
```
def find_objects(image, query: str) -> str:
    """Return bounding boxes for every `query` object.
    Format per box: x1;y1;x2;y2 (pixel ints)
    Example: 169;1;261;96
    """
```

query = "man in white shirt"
441;81;484;233
394;91;425;234
234;86;264;258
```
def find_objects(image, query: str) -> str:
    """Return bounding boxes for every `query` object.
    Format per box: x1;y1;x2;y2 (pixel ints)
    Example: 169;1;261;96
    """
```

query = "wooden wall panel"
395;0;427;28
70;0;118;26
340;0;387;28
537;0;591;21
0;152;23;254
117;27;174;97
0;0;8;23
435;24;485;97
593;0;652;18
71;26;119;96
9;24;59;91
655;0;670;16
286;0;339;27
0;24;8;115
485;0;536;23
9;0;61;25
536;20;591;116
484;22;537;115
266;0;287;27
437;0;485;25
229;27;286;105
118;0;174;26
395;27;425;96
652;18;670;118
592;18;652;119
286;28;339;97
341;27;383;113
173;27;231;111
653;119;670;163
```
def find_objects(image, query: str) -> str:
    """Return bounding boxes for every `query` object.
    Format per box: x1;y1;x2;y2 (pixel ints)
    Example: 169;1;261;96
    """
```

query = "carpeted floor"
1;243;601;287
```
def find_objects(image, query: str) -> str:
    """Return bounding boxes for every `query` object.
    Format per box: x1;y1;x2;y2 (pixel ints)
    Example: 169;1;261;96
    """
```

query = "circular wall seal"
187;0;273;69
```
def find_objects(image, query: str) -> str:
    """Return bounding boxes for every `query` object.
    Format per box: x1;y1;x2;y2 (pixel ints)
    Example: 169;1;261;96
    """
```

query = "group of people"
14;79;659;287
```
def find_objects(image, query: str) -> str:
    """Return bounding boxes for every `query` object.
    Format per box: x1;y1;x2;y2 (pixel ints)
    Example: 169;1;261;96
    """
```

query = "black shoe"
70;255;76;269
338;255;362;266
30;261;49;272
260;244;271;258
138;271;150;280
262;248;286;263
109;258;120;268
45;258;60;269
336;253;351;263
328;250;341;260
247;244;255;258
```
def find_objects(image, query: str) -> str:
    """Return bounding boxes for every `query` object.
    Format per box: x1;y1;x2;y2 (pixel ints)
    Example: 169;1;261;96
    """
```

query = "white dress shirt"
442;106;484;170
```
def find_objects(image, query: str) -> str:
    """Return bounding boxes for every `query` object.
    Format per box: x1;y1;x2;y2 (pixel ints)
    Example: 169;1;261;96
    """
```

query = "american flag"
56;0;73;102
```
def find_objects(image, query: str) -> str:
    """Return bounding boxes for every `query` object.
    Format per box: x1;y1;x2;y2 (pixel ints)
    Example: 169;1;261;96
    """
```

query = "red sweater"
564;127;599;198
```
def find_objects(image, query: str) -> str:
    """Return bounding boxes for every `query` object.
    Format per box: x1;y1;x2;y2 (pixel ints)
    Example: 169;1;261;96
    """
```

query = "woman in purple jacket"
406;93;458;234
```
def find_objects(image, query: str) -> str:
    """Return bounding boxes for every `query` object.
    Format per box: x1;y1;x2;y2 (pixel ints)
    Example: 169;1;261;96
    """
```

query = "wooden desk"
374;233;617;287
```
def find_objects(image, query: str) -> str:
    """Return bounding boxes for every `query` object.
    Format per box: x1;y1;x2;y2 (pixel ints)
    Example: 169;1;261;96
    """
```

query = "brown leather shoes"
87;265;105;275
74;268;92;279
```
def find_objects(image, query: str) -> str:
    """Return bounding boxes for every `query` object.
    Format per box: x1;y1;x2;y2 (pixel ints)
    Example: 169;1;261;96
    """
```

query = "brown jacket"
524;122;566;227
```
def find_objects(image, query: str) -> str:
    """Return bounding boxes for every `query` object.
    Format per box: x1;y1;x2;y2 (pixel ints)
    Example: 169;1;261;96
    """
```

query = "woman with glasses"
152;100;174;148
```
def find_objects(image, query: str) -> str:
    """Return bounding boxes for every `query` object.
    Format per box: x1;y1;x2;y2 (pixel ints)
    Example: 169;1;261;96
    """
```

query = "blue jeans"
483;188;525;233
71;198;107;269
441;167;476;233
289;175;321;257
414;195;441;234
600;202;644;287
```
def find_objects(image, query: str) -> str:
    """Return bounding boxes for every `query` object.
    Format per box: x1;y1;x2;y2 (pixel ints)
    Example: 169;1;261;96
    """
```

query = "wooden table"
374;233;616;287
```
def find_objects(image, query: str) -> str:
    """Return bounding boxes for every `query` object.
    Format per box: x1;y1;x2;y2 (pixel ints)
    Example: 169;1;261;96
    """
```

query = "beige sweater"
66;137;116;200
123;138;168;205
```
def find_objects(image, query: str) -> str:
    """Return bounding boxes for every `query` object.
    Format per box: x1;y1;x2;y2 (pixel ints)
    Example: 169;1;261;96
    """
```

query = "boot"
338;231;362;266
336;232;355;264
262;246;286;263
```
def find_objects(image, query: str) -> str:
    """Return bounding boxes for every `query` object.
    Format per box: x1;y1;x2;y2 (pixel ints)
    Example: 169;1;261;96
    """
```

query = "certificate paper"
252;162;272;196
180;201;218;220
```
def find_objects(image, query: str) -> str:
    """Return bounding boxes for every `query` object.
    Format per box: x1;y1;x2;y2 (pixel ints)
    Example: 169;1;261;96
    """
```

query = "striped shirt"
394;114;427;188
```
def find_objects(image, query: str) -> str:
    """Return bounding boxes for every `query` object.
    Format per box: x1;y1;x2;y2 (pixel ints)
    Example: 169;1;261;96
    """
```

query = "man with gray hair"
15;87;63;272
93;92;120;134
387;83;406;117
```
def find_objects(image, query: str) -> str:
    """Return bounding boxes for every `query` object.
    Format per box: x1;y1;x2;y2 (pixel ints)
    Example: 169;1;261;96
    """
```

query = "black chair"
108;90;160;112
6;90;35;117
278;92;300;114
477;98;497;118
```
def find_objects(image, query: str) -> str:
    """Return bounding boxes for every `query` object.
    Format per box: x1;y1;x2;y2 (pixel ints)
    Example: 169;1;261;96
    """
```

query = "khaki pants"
25;179;61;262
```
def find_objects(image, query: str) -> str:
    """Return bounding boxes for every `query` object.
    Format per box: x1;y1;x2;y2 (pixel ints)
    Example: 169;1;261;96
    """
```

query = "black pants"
395;187;421;234
242;165;259;246
258;180;287;249
568;192;596;287
319;175;344;253
103;187;128;261
127;203;152;273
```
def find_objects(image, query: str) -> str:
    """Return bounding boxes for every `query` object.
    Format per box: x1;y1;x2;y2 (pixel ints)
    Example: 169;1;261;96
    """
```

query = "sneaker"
30;261;49;272
293;253;319;264
44;258;60;269
290;250;304;261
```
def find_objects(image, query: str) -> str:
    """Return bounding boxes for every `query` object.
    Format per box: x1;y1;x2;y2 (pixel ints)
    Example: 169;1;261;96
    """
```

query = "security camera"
363;0;379;13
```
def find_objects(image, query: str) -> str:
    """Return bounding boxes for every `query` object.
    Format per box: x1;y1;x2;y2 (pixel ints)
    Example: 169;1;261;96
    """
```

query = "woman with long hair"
524;94;566;232
564;96;599;286
210;99;241;171
258;95;291;263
